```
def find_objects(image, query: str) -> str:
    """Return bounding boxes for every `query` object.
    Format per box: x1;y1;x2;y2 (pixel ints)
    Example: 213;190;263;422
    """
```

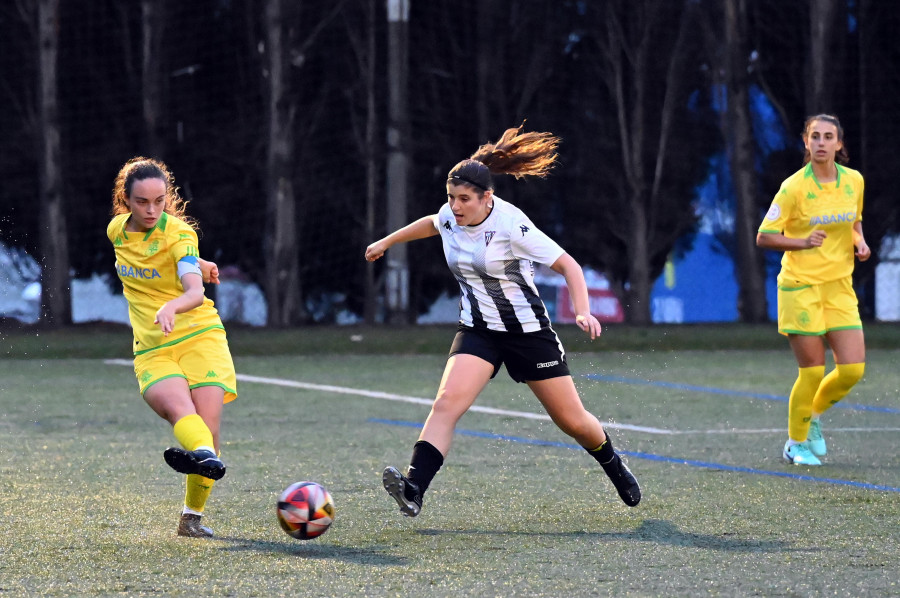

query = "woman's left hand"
575;313;602;340
198;258;220;284
855;240;871;262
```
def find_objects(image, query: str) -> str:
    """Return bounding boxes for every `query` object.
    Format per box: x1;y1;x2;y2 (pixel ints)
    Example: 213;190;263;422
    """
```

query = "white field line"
105;360;900;436
104;359;670;435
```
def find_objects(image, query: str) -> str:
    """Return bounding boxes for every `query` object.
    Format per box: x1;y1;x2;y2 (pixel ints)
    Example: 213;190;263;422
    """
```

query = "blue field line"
584;373;900;414
369;418;900;494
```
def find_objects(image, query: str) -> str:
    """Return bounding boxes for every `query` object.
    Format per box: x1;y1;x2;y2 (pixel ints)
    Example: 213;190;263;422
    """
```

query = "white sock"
182;506;204;516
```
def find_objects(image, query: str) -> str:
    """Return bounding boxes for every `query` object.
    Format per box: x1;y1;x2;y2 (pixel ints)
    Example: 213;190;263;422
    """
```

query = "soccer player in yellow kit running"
757;114;871;466
108;157;237;536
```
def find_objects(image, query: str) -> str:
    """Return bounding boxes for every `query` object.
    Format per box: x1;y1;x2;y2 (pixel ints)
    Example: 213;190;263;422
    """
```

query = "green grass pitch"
1;324;898;596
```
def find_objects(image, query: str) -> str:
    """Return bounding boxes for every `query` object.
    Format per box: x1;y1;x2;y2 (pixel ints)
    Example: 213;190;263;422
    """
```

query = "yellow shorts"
776;274;862;336
133;327;238;403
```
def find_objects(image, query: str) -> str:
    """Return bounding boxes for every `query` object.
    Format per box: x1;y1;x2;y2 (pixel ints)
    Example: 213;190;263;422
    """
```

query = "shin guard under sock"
812;362;865;415
407;440;444;495
788;366;825;442
172;413;215;452
184;474;215;513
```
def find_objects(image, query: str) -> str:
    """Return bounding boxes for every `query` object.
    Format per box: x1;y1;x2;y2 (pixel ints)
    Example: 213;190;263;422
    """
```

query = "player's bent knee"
553;413;595;442
431;392;471;420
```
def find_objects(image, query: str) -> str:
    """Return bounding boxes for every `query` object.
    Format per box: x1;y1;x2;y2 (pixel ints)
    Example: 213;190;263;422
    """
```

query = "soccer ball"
276;481;335;540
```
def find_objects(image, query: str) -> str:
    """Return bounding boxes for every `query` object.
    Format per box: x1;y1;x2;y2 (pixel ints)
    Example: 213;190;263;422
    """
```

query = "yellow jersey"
107;212;223;355
758;163;864;284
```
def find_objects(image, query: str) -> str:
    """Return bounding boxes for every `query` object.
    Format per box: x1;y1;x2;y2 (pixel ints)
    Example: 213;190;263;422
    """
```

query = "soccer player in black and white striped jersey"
365;124;641;517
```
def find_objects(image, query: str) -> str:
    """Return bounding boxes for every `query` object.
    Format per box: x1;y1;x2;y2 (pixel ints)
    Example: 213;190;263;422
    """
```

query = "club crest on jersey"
520;225;530;237
484;231;495;246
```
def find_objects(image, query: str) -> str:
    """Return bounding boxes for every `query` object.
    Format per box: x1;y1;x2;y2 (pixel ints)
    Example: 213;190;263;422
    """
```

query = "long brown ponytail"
448;123;561;192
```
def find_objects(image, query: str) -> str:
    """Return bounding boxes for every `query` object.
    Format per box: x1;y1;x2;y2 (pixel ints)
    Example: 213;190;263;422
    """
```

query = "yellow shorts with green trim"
776;274;862;336
133;327;237;403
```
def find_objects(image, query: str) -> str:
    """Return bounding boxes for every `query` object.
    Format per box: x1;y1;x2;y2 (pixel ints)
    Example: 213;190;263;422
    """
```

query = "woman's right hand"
805;230;827;248
154;302;177;336
365;240;389;262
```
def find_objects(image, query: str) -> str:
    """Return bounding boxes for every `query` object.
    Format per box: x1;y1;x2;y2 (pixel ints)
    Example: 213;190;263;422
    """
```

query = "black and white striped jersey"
433;196;565;333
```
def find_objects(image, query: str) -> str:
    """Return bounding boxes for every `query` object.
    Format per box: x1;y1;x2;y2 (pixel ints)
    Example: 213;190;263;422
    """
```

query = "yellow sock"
184;474;215;513
788;366;825;442
172;413;214;452
812;363;865;415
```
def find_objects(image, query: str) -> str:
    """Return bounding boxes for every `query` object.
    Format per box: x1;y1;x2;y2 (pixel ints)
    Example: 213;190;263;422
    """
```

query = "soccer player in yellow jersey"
108;157;238;537
757;114;871;466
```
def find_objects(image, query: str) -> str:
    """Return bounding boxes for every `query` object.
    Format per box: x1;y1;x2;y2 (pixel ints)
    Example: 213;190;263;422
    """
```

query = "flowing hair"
447;123;561;192
110;157;195;228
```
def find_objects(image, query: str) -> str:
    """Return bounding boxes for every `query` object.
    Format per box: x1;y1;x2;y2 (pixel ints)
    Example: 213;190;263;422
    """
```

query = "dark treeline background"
1;0;898;327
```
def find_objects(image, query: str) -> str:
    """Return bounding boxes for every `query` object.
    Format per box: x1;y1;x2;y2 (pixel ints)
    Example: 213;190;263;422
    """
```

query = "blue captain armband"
177;255;202;279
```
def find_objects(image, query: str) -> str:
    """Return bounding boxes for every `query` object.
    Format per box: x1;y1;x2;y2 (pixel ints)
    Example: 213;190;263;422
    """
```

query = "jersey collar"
123;211;169;241
804;162;843;190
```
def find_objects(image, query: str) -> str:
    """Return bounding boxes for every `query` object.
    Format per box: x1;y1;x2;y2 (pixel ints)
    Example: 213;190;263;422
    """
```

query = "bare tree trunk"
602;0;695;325
725;0;768;323
36;0;70;326
475;0;493;142
142;0;166;158
385;0;410;324
604;4;651;325
625;193;652;324
857;0;868;174
808;0;838;114
263;0;302;326
363;0;378;324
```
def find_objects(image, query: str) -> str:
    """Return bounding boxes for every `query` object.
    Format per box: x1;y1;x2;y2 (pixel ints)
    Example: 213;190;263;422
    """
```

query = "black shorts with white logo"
449;324;570;383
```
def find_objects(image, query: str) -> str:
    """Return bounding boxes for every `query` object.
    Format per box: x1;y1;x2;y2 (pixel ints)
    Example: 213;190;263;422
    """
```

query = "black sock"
586;436;616;466
407;440;444;495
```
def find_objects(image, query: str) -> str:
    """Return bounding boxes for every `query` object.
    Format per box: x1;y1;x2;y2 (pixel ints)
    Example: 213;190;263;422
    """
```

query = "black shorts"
449;324;570;383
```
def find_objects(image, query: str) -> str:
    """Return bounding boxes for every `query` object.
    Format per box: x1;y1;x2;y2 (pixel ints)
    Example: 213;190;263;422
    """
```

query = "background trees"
0;0;895;326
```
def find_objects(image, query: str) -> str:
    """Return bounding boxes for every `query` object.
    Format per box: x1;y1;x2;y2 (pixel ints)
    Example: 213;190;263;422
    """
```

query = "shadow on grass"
213;535;407;565
418;518;818;554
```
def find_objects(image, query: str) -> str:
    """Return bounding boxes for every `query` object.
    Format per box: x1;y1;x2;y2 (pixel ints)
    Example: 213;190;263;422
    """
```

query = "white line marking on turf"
103;359;671;435
105;359;900;436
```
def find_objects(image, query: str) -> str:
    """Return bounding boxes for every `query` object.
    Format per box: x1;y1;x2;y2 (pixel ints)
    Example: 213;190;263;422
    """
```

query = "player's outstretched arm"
365;215;439;262
756;230;826;251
